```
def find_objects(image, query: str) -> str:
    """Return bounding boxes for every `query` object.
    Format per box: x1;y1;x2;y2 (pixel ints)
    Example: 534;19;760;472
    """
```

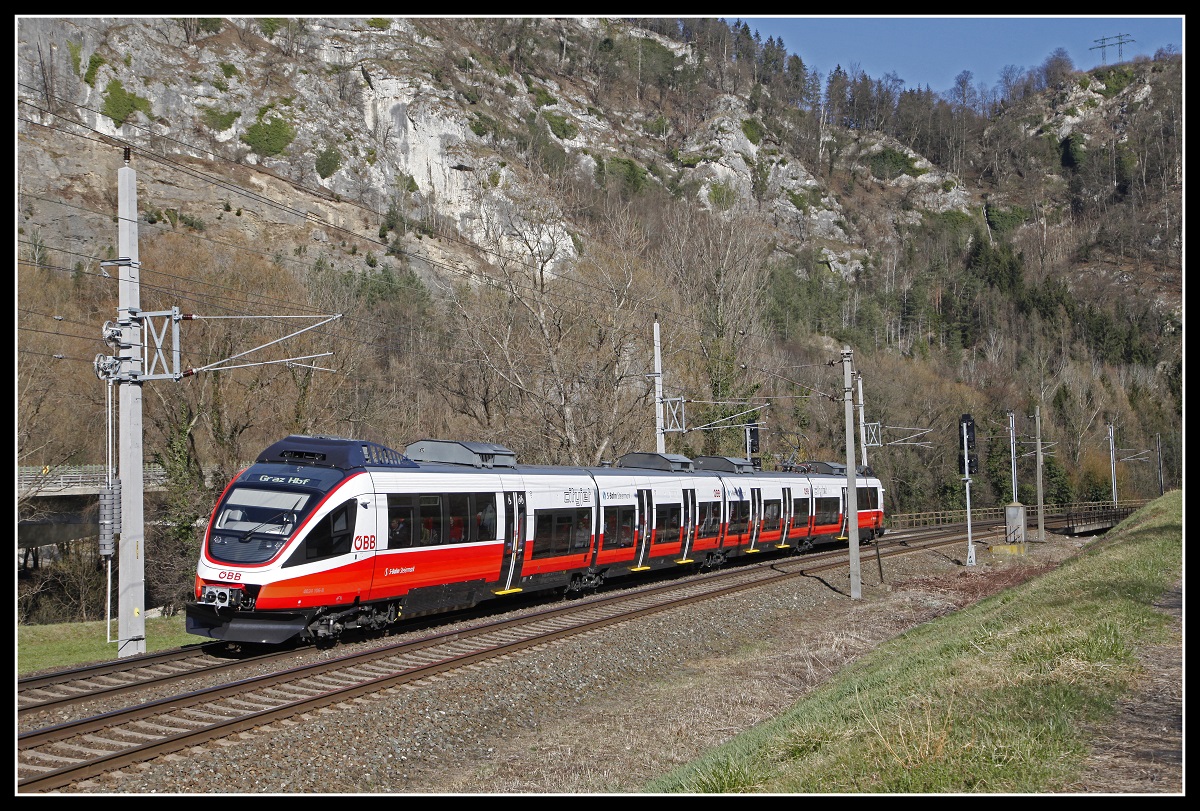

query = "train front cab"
189;436;426;645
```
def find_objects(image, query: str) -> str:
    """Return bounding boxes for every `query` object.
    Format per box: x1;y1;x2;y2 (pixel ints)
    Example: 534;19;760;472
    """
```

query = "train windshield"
207;488;314;564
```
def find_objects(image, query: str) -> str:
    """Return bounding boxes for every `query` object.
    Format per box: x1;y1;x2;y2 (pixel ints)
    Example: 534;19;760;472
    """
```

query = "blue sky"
739;16;1184;96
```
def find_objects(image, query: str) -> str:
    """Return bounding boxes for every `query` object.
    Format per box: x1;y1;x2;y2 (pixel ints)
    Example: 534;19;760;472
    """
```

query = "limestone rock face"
16;17;967;284
16;16;1178;323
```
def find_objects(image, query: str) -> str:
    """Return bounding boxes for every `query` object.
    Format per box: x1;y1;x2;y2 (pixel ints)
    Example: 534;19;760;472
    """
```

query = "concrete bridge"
18;465;168;498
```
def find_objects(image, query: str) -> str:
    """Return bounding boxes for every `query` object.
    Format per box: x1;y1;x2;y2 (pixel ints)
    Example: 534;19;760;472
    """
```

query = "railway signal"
959;414;978;475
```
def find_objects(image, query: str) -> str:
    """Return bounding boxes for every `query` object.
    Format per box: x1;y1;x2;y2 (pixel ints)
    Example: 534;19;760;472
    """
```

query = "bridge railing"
887;500;1149;530
18;465;169;496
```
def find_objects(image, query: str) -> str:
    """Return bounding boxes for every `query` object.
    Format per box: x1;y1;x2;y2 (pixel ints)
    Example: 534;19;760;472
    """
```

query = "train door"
837;487;849;540
631;488;654;571
677;488;696;563
793;487;815;550
778;487;792;549
351;496;380;596
747;487;763;551
496;490;527;594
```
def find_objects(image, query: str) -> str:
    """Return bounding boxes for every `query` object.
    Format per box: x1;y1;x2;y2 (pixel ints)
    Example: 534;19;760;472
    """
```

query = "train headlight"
202;585;243;608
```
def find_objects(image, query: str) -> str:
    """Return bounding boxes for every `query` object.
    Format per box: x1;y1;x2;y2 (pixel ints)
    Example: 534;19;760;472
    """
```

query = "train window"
856;486;879;511
208;489;309;564
476;494;497;541
297;500;355;562
814;497;840;526
792;496;811;523
387;495;417;548
696;501;721;540
532;507;590;558
447;492;470;543
419;495;443;545
728;500;751;535
763;499;782;533
602;506;636;549
570;507;592;552
655;503;682;544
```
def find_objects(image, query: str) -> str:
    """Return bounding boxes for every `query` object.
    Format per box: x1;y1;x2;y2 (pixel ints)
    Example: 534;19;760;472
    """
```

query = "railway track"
17;643;309;721
16;530;988;793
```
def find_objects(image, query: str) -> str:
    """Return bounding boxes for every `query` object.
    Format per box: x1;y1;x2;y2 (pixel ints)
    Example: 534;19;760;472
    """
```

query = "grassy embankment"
18;614;193;675
645;489;1182;794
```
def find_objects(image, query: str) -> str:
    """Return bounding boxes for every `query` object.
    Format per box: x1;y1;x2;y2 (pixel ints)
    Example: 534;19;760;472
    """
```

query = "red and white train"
186;435;885;645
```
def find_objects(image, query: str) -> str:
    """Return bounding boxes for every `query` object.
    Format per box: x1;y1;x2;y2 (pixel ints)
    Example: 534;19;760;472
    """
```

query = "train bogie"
186;436;886;646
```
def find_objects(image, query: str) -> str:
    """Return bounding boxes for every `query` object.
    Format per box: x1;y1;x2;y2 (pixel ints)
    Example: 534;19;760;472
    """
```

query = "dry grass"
392;511;1181;794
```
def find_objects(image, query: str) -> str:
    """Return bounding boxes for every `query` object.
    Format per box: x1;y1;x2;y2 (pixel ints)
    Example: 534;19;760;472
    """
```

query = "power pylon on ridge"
1090;34;1135;65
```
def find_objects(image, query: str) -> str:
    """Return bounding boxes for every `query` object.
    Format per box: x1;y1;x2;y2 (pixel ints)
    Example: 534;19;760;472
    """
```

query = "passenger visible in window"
448;517;464;543
390;515;408;546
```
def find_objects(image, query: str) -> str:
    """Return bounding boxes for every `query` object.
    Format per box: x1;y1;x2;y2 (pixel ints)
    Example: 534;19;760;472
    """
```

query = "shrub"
241;115;296;157
83;53;106;87
741;118;765;145
1060;133;1087;171
67;41;82;75
708;181;737;211
1090;65;1136;98
531;86;557;107
259;18;284;38
869;147;926;181
470;113;497;138
985;204;1030;234
543;111;578;140
219;62;239;79
178;213;206;231
786;188;812;212
367;18;391;29
597;157;648;197
316;145;342;179
202;107;240;131
397;172;419;193
102;80;152;127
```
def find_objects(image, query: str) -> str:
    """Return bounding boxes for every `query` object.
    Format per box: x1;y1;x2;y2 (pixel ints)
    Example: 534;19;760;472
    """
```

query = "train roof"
252;436;881;483
797;461;877;477
693;456;756;474
615;452;695;472
404;439;518;469
257;434;417;470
